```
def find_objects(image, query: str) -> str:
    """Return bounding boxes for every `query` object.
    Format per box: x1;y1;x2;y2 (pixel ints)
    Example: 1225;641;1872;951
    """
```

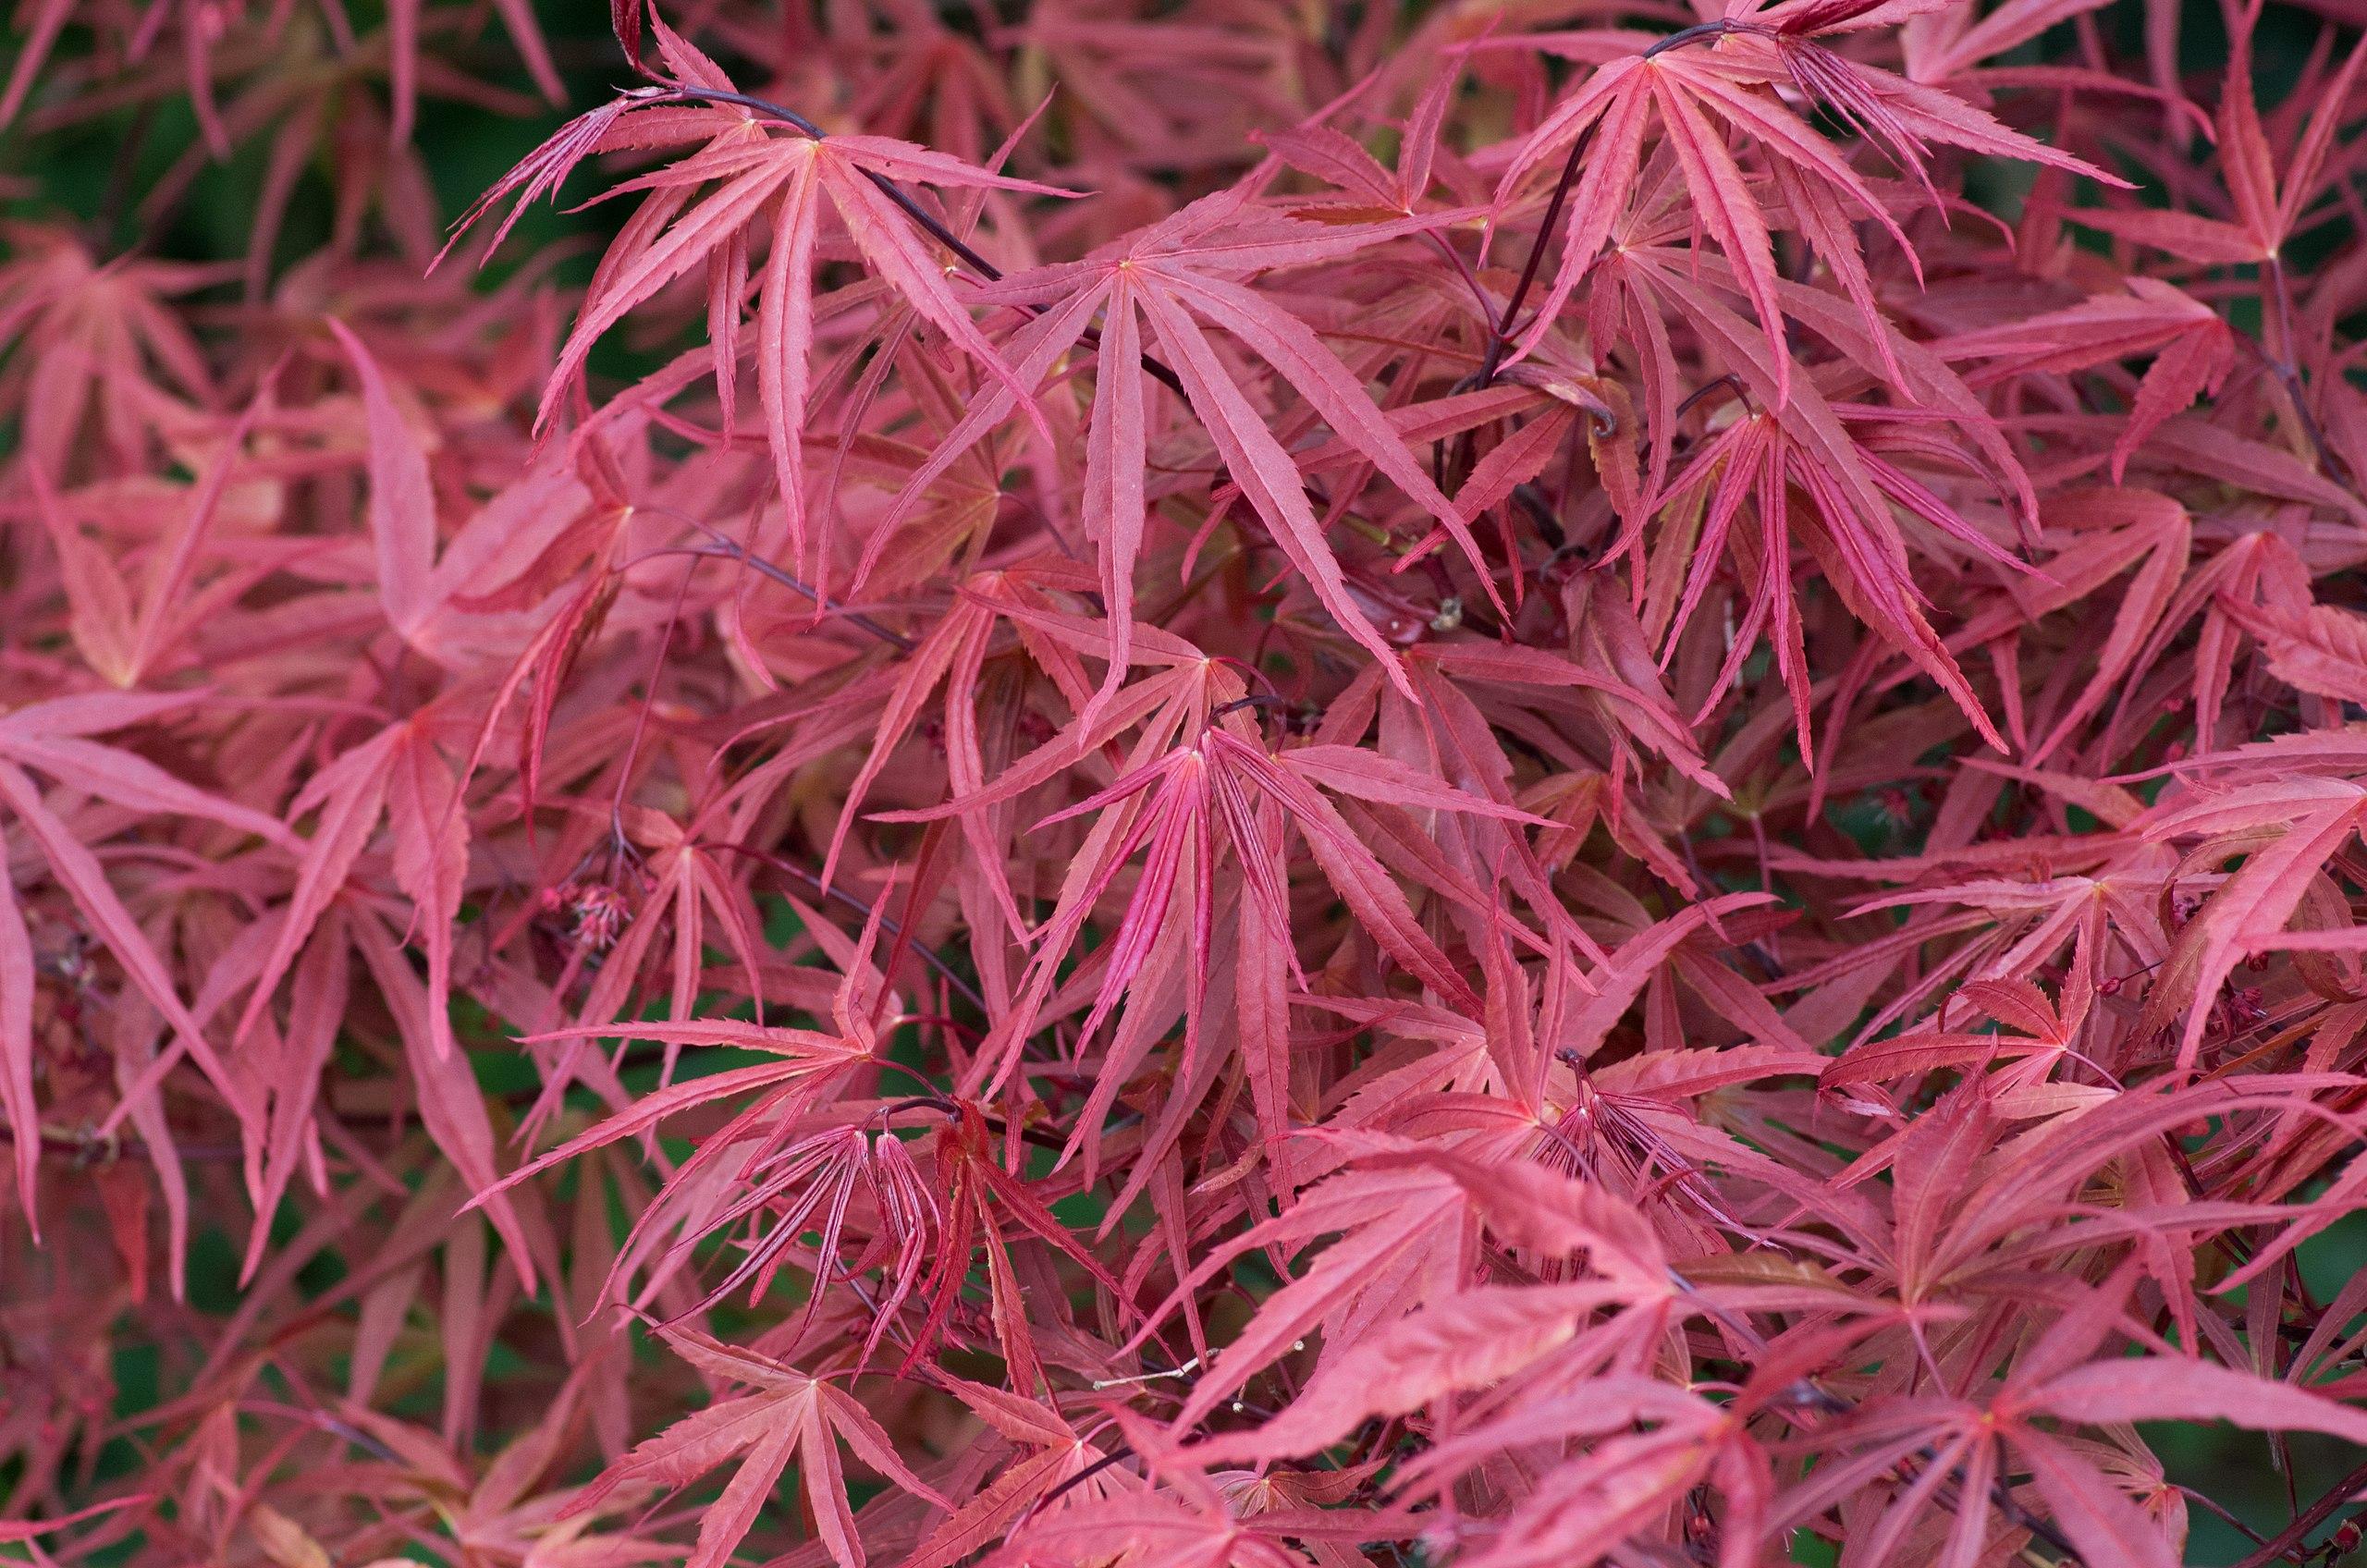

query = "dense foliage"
5;0;2367;1562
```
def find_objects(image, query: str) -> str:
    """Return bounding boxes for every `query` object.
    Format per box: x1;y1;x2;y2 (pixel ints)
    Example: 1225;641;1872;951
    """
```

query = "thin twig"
712;841;990;1014
2256;256;2356;496
2228;1454;2367;1568
1473;119;1598;390
674;525;916;651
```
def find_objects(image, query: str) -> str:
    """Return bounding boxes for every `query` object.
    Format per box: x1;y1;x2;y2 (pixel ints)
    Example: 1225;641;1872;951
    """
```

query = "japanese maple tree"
5;0;2367;1562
